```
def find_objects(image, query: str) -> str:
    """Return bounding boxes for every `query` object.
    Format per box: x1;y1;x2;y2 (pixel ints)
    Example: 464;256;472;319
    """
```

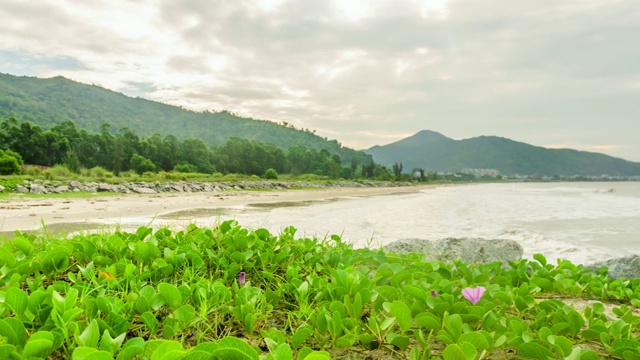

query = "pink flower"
462;286;486;305
431;290;438;298
239;271;246;285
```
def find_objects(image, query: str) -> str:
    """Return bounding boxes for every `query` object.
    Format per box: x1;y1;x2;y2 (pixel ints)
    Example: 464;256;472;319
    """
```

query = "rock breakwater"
9;179;415;195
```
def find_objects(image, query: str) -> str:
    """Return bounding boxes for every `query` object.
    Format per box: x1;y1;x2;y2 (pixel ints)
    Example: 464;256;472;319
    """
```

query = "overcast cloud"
1;0;639;161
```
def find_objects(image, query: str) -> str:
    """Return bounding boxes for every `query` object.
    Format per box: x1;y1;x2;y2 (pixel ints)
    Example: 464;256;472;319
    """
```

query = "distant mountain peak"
365;129;640;176
412;130;453;141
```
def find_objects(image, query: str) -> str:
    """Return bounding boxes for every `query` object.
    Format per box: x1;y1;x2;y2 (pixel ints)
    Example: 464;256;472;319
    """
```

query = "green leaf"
390;301;412;332
0;246;16;267
72;347;113;360
459;332;490;350
76;319;101;348
292;326;312;349
100;330;127;355
518;342;554;360
210;337;259;360
271;343;292;360
301;351;331;360
415;312;441;331
567;311;585;337
23;338;54;358
116;338;145;360
533;254;547;266
12;237;34;256
386;333;410;350
2;318;26;348
171;305;196;323
158;282;183;310
442;343;476;360
443;313;463;342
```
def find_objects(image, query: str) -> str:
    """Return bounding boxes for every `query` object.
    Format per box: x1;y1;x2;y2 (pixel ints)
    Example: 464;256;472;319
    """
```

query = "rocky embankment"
384;238;640;279
2;179;415;195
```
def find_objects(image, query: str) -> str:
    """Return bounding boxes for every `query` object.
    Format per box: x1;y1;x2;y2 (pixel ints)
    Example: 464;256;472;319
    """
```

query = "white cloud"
0;0;639;161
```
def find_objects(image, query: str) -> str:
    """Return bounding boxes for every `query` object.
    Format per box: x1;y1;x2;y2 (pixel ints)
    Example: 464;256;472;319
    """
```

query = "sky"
1;0;639;162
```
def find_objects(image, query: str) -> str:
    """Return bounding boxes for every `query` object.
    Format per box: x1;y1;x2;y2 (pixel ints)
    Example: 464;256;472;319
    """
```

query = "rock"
0;185;4;192
97;183;113;192
383;238;523;265
29;184;48;194
17;184;29;193
132;187;157;194
53;185;69;193
586;255;640;279
69;180;82;189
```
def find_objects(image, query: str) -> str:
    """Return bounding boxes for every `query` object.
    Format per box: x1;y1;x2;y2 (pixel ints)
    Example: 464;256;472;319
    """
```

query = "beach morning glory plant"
462;286;486;305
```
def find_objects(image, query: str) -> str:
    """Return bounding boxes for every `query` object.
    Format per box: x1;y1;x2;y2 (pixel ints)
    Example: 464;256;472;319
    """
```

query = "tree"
392;162;403;181
130;154;156;174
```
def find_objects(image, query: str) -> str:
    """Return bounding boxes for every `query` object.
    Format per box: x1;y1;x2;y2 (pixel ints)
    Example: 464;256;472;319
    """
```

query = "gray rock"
383;238;523;265
97;183;113;192
69;181;82;189
53;185;69;193
586;255;640;279
17;184;29;193
132;187;157;194
29;184;48;194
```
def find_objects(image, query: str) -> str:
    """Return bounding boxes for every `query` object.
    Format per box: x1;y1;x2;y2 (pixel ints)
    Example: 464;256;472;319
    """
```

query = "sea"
137;182;640;265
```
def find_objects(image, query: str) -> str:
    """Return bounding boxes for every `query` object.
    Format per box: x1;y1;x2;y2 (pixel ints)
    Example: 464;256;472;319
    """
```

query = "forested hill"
366;130;640;177
0;72;369;163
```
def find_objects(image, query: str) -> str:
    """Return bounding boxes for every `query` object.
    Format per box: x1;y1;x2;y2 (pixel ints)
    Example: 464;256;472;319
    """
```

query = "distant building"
461;168;500;178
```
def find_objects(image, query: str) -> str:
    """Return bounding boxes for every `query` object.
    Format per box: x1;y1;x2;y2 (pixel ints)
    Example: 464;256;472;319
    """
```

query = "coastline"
0;184;437;234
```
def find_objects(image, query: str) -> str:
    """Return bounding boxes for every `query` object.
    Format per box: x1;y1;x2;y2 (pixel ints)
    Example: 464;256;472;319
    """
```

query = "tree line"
0;118;399;180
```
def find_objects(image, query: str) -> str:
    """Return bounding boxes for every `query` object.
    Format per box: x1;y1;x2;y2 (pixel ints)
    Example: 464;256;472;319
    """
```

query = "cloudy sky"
1;0;639;161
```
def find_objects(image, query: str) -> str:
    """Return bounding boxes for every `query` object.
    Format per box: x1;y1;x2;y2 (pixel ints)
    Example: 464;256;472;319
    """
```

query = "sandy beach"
0;185;432;235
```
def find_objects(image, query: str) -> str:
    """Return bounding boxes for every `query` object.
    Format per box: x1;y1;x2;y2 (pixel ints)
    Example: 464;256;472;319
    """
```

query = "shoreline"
0;184;437;235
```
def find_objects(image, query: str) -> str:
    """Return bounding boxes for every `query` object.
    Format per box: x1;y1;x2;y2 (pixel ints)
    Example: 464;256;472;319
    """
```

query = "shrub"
173;162;199;173
89;166;108;178
264;168;278;180
0;149;22;175
130;154;157;174
42;165;72;180
22;165;42;176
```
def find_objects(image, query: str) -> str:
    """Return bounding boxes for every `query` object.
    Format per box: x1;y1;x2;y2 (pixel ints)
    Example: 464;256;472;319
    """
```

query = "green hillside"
0;72;370;164
366;130;640;176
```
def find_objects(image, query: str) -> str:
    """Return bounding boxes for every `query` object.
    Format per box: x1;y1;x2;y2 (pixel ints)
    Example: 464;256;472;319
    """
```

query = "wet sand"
0;185;434;235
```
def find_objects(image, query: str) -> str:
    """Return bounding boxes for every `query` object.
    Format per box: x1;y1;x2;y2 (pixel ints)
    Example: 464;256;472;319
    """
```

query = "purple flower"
239;271;246;285
462;286;486;305
527;266;533;274
431;290;438;298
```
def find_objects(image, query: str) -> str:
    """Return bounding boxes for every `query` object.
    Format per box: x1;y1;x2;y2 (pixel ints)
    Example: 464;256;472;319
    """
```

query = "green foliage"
0;225;637;359
130;153;156;174
0;73;372;168
264;168;278;180
42;164;73;179
0;148;22;175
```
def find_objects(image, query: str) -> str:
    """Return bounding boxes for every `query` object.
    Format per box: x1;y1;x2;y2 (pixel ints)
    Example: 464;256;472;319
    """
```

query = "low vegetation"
1;222;639;359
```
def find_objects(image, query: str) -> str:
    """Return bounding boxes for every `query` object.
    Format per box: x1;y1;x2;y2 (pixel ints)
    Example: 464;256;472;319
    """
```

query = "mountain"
366;130;640;176
0;73;370;163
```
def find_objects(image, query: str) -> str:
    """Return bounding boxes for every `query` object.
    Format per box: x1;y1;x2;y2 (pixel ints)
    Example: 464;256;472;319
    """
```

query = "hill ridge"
366;131;640;177
0;72;370;164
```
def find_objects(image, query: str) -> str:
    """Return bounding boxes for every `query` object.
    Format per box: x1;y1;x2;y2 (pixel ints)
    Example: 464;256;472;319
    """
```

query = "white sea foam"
115;182;640;265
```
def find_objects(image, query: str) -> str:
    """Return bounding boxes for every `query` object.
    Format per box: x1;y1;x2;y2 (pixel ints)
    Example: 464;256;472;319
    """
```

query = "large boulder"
132;187;157;194
29;184;48;194
383;238;523;265
586;255;640;280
